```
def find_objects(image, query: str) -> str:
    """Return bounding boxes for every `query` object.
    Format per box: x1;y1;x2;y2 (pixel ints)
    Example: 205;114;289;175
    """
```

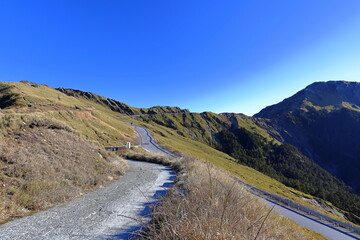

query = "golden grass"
138;156;326;240
0;81;137;145
2;81;86;108
0;120;128;223
0;82;142;223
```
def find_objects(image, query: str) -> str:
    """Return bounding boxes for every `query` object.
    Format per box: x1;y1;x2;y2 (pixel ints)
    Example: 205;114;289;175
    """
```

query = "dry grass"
0;81;137;146
133;120;358;226
0;122;128;223
119;150;183;172
0;83;138;223
137;157;326;240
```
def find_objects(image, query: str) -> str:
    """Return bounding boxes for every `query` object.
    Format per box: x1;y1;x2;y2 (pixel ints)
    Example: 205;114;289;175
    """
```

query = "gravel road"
0;160;175;240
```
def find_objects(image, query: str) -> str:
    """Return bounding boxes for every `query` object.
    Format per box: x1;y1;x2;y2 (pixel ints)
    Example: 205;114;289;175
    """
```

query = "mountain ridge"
56;87;190;116
255;80;360;118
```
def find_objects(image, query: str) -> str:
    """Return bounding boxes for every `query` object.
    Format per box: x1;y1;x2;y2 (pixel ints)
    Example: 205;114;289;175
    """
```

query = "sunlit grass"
132;119;359;227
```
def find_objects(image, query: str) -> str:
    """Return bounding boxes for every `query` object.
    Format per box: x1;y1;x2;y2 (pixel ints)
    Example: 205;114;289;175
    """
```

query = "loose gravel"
0;160;175;240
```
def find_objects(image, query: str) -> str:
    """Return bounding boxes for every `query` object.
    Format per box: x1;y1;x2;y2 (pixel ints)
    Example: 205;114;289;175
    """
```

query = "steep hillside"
52;83;360;223
256;81;360;118
254;81;360;195
138;110;360;223
25;80;360;224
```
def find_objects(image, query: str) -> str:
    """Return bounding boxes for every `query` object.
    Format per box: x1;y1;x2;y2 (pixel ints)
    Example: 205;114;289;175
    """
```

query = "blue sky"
1;1;360;115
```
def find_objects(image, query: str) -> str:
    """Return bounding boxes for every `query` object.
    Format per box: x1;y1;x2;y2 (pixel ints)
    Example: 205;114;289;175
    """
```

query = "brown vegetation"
119;150;183;172
135;156;326;240
0;119;127;223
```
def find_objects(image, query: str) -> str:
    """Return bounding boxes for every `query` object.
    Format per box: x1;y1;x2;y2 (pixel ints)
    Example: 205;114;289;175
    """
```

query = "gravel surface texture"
0;160;175;240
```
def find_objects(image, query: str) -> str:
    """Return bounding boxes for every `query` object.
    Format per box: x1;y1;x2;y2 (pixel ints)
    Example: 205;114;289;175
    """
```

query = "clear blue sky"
1;1;360;115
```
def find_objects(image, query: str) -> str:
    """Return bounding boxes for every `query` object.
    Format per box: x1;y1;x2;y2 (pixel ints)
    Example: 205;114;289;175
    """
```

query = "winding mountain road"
134;125;176;157
2;123;360;240
0;140;175;239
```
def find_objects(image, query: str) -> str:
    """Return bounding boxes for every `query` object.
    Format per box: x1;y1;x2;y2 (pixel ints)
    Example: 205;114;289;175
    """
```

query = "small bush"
119;150;184;173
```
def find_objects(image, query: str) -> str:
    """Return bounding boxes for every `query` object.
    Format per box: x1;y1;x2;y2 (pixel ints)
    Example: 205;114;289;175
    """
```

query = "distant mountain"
256;81;360;118
254;81;360;195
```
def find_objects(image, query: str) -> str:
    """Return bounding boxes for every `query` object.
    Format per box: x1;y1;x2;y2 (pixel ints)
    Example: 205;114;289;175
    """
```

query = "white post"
126;142;131;149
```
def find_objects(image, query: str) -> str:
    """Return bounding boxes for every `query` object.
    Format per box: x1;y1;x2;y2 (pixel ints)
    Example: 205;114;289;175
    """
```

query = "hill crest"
255;80;360;118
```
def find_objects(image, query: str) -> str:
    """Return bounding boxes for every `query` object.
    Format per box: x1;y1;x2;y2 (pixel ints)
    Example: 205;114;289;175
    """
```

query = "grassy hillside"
0;113;127;223
140;111;226;147
0;81;196;224
0;81;140;222
124;117;358;226
135;110;360;224
40;81;359;224
0;81;137;145
57;87;189;115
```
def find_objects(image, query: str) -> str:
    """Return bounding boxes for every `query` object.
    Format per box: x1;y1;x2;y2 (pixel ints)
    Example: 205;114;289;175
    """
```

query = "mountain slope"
2;80;359;226
54;81;360;224
252;80;360;222
138;110;360;223
254;81;360;192
256;81;360;118
56;87;190;116
53;84;360;223
0;81;137;222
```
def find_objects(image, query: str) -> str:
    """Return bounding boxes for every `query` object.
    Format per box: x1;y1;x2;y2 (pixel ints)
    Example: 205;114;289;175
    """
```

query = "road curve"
135;126;176;157
135;126;360;240
0;160;175;240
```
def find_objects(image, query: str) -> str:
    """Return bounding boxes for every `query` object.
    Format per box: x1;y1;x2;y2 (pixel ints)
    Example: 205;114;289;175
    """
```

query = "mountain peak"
255;80;360;118
305;80;360;92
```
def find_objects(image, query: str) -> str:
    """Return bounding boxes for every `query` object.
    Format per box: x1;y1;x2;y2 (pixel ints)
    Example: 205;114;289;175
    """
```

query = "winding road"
2;124;360;240
134;125;176;157
136;125;360;240
0;127;175;240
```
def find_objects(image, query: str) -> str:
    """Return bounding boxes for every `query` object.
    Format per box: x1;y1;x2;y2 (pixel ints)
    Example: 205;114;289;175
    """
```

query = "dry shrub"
0;125;128;223
119;150;183;172
140;158;323;240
